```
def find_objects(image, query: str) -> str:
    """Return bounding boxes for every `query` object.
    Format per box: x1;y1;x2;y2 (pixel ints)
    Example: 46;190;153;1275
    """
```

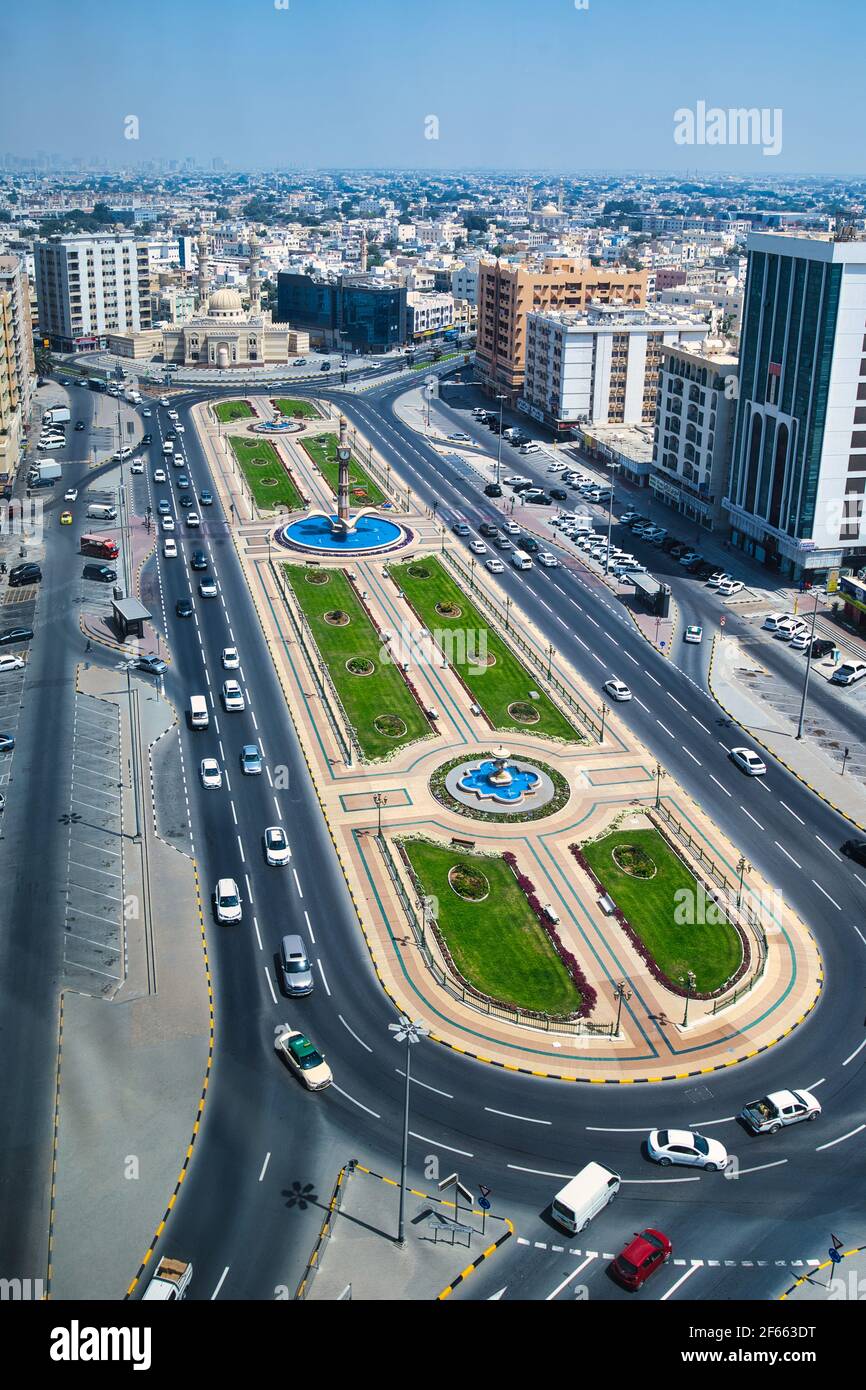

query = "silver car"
280;934;314;996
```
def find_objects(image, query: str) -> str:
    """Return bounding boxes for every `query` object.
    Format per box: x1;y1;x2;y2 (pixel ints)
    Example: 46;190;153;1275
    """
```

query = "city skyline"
4;0;866;174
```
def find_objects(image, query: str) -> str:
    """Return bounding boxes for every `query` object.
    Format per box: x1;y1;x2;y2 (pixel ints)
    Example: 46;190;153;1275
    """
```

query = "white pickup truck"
739;1089;821;1134
141;1256;193;1301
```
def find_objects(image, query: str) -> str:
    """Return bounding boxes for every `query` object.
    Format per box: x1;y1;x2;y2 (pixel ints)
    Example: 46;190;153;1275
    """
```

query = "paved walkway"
709;634;866;828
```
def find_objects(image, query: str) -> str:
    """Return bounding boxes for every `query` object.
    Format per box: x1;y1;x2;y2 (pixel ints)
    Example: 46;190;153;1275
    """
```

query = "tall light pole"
116;658;142;843
680;969;697;1027
613;979;632;1036
373;791;388;839
736;854;751;908
655;762;666;809
795;589;820;740
599;700;609;744
388;1015;429;1245
495;393;507;485
604;464;620;576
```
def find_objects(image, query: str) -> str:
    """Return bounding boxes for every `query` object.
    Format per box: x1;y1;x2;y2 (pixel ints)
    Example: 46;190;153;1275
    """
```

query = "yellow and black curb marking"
780;1242;866;1299
45;994;65;1297
125;860;215;1298
295;1163;349;1299
708;635;865;831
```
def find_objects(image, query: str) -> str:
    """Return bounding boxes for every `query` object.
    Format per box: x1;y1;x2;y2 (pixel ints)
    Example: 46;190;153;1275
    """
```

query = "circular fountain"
445;748;555;812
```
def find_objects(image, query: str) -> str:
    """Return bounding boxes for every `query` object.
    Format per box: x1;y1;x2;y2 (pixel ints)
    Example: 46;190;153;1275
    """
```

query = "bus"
80;534;119;560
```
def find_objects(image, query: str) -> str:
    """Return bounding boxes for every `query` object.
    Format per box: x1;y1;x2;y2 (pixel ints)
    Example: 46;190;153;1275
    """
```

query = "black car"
82;564;117;582
167;428;177;440
811;638;836;659
142;433;152;445
488;421;501;433
512;481;534;493
75;421;85;431
479;522;499;538
518;536;541;554
320;361;332;371
138;655;168;675
179;494;193;508
842;840;866;866
484;483;503;498
8;563;42;587
175;597;194;618
199;490;213;506
0;627;33;646
0;733;15;752
695;562;716;580
525;492;551;505
190;549;208;571
550;488;568;501
684;556;704;573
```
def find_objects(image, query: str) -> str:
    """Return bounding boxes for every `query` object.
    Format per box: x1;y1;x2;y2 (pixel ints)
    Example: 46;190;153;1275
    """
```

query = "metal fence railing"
295;1163;351;1300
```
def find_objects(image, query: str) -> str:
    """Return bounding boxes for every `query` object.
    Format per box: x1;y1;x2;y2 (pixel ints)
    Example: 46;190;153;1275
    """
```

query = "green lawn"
283;565;429;760
581;829;742;993
403;840;582;1015
272;398;319;419
302;433;387;507
390;555;580;742
410;353;461;371
228;435;303;511
215;400;254;423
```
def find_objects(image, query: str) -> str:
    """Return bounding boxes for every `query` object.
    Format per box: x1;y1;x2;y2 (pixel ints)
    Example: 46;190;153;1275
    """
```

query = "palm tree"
34;344;54;378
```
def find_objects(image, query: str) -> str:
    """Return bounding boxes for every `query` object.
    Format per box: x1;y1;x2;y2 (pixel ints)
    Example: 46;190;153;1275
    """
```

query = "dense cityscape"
2;0;865;1364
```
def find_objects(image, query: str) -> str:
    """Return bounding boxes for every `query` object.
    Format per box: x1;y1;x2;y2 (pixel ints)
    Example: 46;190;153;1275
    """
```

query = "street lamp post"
795;590;821;740
655;762;666;809
613;980;632;1036
680;970;697;1028
599;700;609;743
546;642;555;679
495;393;507;486
469;556;476;591
505;596;511;631
604;465;619;576
388;1016;429;1245
736;854;751;908
116;659;142;843
373;792;388;839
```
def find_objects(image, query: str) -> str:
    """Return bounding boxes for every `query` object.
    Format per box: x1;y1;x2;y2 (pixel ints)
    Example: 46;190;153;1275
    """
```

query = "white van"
86;503;118;521
162;440;174;456
511;552;532;570
551;1161;621;1234
189;695;209;729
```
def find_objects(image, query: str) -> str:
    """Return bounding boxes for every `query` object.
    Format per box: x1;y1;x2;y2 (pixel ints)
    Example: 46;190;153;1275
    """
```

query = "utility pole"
495;393;507;485
795;590;820;740
388;1016;428;1245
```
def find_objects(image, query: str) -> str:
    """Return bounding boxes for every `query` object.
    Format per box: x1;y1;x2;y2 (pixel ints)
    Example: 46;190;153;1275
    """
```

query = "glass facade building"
276;273;406;352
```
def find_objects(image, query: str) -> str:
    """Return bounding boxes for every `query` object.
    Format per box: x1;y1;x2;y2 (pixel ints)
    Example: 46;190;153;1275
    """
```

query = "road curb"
779;1242;866;1299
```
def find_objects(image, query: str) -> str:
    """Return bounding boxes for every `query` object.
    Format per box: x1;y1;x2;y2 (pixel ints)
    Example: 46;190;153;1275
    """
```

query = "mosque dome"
208;287;244;317
539;201;560;216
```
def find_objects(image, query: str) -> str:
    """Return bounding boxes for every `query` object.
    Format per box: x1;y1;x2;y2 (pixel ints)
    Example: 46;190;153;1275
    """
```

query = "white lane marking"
656;720;675;739
620;1176;700;1184
253;916;263;951
396;1069;454;1099
230;800;237;826
635;697;650;713
211;1267;230;1300
688;1116;735;1128
780;801;805;826
586;1125;651;1133
691;716;711;733
333;1085;380;1119
266;764;273;787
219;740;225;760
683;747;702;766
855;873;866;890
842;1037;866;1067
237;835;245;864
245;873;253;903
252;709;259;731
816;1125;866;1152
586;615;599;628
410;1130;473;1157
645;672;661;687
811;880;841;910
624;651;640;665
661;1264;702;1300
774;842;800;868
484;1107;551;1126
273;794;283;821
815;836;842;862
546;1255;596;1301
223;770;231;793
257;738;266;759
263;968;277;1005
710;774;732;797
853;923;866;948
668;693;688;712
292;867;303;898
741;806;764;830
735;1159;788;1175
316;958;331;996
338;1015;373;1052
304;909;315;944
258;1153;271;1182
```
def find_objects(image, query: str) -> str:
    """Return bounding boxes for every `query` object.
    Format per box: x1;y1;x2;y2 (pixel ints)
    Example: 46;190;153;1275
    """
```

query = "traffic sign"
828;1247;842;1265
720;616;727;627
478;1197;491;1211
479;1184;492;1198
831;1233;844;1250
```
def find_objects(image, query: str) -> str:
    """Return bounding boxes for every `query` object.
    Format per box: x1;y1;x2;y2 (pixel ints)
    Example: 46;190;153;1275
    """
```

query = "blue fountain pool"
278;512;408;555
457;760;540;804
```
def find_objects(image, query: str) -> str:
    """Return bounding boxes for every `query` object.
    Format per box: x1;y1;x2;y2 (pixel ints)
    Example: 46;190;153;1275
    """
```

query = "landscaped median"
576;826;744;995
228;435;303;512
214;399;254;423
390;555;582;742
399;838;592;1018
271;397;319;419
302;433;387;507
282;565;431;760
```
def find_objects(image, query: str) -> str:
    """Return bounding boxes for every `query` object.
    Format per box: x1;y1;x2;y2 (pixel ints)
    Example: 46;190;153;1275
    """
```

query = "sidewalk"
709;633;866;828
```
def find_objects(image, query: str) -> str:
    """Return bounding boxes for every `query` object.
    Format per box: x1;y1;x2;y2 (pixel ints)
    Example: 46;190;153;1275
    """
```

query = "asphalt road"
8;374;866;1304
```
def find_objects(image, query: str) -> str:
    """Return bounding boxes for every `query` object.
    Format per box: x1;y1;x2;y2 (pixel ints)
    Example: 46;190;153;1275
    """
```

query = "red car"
610;1228;672;1290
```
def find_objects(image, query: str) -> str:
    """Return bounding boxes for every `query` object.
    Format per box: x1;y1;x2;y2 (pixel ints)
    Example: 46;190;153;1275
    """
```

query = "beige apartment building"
35;233;152;353
0;255;35;479
475;257;648;401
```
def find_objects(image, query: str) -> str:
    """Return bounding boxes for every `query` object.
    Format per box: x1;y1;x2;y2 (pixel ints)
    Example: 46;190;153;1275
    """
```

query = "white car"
131;460;144;474
159;396;170;407
740;1089;821;1134
38;437;64;449
731;746;767;776
486;558;505;573
199;578;218;598
153;468;167;483
447;432;470;442
647;1128;729;1172
503;475;530;487
762;612;788;631
503;520;521;535
175;423;185;433
718;579;744;596
222;679;245;711
707;572;733;589
168;410;179;421
64;487;78;502
222;646;240;669
603;678;632;702
469;540;488;555
0;654;25;672
684;625;703;644
774;619;805;641
163;538;177;558
264;825;291;866
214;877;242;924
789;631;811;651
185;512;201;528
200;757;223;789
113;447;133;462
142;409;152;417
537;552;558;567
161;515;175;532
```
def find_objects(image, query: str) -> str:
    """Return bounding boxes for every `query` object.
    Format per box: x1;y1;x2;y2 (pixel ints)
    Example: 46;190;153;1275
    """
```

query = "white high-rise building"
652;344;739;533
34;233;152;352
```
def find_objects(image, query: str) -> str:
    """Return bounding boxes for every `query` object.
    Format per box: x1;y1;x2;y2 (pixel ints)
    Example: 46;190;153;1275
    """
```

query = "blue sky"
4;0;864;174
